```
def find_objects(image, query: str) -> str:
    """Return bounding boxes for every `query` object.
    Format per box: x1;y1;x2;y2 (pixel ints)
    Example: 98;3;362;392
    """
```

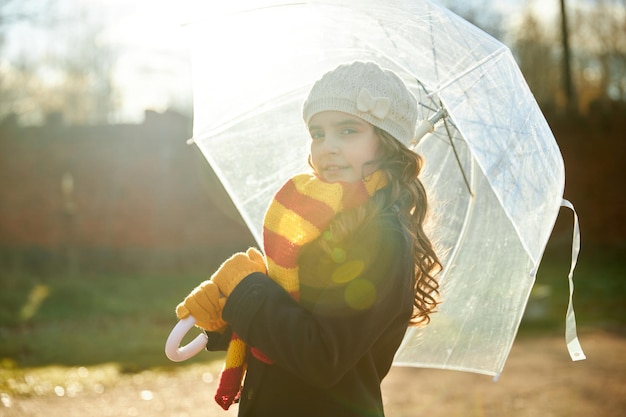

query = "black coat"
214;209;414;417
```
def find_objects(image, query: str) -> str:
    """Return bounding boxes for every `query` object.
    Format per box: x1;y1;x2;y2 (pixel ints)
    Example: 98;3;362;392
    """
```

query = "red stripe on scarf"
273;179;337;230
214;366;244;410
263;227;300;269
250;347;273;364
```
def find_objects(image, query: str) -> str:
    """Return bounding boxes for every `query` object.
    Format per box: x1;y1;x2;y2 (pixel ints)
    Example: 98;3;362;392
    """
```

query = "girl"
176;61;441;417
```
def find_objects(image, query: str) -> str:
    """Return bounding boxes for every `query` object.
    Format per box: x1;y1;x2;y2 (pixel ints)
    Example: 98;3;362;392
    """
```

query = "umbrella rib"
443;114;473;197
427;45;509;98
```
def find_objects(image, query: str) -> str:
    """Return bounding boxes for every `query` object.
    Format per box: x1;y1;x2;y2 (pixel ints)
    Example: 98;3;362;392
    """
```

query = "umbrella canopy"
185;0;584;377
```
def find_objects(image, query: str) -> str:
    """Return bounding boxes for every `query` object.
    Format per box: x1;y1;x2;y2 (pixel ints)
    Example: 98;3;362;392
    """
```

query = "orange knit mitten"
176;280;227;331
176;248;266;331
210;247;267;297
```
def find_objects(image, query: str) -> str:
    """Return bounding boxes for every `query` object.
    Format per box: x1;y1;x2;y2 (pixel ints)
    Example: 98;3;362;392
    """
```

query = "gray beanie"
302;61;418;145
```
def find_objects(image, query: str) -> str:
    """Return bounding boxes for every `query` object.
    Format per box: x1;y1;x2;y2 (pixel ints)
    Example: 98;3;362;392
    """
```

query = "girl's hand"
176;280;228;331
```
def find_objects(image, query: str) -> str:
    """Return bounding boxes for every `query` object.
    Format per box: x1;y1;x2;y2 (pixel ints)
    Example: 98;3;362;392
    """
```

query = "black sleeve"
204;326;233;352
222;221;413;389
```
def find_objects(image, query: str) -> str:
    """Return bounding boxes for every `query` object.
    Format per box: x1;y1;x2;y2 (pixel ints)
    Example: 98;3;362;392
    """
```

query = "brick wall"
0;111;254;273
0;109;623;273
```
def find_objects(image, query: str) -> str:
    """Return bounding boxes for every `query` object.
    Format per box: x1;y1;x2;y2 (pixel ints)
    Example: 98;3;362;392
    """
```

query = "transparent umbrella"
173;0;585;378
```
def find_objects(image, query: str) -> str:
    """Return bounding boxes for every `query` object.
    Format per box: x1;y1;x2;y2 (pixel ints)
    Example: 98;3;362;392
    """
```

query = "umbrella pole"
411;107;473;196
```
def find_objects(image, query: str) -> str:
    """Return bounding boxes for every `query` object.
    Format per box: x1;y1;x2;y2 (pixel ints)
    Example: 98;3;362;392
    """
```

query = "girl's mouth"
323;165;347;171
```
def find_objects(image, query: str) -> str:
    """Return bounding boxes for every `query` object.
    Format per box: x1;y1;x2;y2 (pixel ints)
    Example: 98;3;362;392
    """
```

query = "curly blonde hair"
374;128;441;325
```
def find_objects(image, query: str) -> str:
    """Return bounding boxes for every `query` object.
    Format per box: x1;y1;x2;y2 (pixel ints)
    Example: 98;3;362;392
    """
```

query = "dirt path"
2;329;624;417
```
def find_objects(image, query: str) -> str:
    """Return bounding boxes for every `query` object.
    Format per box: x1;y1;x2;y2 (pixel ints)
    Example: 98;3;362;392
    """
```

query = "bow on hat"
356;88;391;119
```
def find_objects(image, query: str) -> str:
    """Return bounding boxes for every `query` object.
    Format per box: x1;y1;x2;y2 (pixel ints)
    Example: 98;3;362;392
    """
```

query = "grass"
520;245;626;334
0;269;226;397
0;271;224;368
0;246;624;397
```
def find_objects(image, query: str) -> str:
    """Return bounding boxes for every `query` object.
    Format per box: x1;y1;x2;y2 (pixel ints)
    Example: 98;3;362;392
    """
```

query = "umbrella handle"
165;316;208;362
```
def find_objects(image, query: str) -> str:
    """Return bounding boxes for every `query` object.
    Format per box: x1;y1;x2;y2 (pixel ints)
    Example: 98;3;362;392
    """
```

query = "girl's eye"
310;131;324;140
341;128;357;135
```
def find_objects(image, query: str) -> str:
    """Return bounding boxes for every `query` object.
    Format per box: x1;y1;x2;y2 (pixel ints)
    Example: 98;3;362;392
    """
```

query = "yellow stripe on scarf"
265;258;300;294
291;174;345;211
263;199;321;246
224;336;247;365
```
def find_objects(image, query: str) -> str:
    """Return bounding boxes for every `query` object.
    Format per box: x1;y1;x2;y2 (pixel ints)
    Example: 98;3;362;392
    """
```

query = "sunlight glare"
529;0;559;22
186;1;321;138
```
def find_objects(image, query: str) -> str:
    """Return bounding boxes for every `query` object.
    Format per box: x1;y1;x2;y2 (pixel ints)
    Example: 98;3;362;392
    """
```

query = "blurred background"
0;0;624;415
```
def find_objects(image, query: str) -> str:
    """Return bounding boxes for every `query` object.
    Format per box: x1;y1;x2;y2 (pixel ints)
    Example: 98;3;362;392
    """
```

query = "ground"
1;328;624;417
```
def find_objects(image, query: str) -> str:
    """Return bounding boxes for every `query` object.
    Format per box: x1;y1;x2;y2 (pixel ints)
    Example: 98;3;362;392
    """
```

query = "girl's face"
308;111;380;183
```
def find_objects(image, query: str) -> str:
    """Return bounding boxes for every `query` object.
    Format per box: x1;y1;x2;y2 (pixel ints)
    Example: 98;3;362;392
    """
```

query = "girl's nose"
320;134;340;154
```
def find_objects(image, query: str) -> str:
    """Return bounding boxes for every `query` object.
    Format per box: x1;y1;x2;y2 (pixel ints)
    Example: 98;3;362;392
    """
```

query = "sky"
2;0;566;124
97;0;195;121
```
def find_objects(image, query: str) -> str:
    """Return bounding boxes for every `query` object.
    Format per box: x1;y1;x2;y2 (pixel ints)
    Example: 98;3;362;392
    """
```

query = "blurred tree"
42;8;118;125
571;0;626;111
560;0;577;113
0;1;118;125
512;6;562;111
0;0;54;41
510;0;625;114
0;0;51;123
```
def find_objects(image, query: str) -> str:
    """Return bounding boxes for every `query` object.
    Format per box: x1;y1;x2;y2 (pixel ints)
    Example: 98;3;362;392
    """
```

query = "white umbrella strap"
561;199;586;361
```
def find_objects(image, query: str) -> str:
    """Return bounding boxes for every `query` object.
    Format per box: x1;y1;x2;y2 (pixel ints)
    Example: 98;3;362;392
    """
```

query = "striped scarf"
214;171;387;410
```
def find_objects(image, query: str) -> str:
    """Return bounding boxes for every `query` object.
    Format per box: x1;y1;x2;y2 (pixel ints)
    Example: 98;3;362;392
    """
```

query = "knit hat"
302;61;418;146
